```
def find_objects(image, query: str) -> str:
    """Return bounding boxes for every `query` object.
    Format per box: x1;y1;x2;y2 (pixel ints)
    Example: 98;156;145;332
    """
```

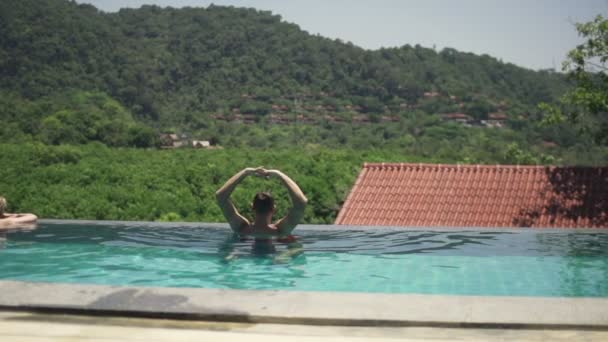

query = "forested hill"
1;0;568;128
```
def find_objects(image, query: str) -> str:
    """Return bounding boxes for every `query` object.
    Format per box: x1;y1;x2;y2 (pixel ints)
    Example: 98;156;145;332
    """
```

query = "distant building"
336;163;608;228
542;141;558;148
242;114;257;124
191;140;211;148
484;112;509;127
381;115;399;123
352;114;371;123
295;114;314;124
269;114;291;124
441;113;472;125
159;133;183;148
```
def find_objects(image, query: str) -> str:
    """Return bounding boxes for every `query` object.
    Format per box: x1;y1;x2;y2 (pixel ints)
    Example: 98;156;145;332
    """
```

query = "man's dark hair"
253;192;274;215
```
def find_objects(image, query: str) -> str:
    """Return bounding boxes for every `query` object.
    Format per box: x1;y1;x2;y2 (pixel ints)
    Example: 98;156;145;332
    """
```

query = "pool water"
0;221;607;297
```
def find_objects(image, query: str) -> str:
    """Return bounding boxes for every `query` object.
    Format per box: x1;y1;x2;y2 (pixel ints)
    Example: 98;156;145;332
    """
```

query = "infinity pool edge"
38;219;608;232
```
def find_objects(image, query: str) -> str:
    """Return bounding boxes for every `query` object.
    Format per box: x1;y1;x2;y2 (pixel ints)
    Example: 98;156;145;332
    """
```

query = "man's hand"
244;166;266;177
250;167;271;179
265;169;281;179
243;167;258;175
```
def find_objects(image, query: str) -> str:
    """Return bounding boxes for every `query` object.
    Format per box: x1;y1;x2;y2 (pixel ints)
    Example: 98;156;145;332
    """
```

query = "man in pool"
0;196;38;228
215;167;307;248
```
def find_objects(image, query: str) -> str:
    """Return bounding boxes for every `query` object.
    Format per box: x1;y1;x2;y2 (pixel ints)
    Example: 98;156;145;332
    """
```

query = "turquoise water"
0;221;607;297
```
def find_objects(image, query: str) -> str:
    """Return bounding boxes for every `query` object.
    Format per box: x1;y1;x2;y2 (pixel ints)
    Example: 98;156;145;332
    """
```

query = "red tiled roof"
335;163;608;228
488;112;508;120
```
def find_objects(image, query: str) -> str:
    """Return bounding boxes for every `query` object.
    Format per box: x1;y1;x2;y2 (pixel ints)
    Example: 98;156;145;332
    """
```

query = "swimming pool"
0;220;606;297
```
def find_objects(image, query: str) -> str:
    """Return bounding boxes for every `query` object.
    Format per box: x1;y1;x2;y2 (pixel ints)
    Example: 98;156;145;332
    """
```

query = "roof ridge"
363;163;607;170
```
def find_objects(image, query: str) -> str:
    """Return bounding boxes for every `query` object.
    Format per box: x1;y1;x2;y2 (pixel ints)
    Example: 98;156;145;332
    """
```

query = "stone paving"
1;311;608;341
1;280;607;329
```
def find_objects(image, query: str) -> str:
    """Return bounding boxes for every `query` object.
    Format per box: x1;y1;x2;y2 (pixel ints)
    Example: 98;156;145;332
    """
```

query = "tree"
540;15;608;145
466;98;495;121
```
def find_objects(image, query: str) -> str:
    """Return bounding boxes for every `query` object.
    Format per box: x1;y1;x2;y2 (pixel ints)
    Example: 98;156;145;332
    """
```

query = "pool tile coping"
0;280;607;329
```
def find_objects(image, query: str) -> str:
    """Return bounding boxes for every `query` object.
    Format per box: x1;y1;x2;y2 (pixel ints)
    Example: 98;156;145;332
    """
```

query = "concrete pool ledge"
0;280;607;330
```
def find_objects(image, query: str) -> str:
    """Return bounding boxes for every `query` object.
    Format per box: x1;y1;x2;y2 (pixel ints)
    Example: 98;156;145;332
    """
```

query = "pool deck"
0;281;607;341
2;311;608;342
0;280;607;330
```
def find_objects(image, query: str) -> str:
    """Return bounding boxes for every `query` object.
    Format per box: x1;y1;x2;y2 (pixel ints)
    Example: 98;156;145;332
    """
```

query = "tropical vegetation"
1;0;606;223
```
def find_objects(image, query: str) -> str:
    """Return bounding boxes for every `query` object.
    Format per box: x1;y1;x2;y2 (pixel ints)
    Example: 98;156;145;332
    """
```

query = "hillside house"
381;115;399;123
269;114;291;124
441;113;472;125
296;114;314;124
159;133;184;148
484;113;509;127
542;141;558;148
191;140;210;148
352;114;371;124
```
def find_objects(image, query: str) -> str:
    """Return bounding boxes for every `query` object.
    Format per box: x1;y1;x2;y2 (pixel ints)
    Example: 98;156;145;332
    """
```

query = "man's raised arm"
267;169;308;236
215;167;260;232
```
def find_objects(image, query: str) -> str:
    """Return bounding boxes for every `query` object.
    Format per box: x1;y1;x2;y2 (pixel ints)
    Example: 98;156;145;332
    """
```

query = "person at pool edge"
215;167;307;243
0;196;38;228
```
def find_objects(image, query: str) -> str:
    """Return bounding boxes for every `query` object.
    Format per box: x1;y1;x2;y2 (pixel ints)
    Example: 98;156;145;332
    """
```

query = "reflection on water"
0;224;38;249
535;232;608;256
533;233;608;296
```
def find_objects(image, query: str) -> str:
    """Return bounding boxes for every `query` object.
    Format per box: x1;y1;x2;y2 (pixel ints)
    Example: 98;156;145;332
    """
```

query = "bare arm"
215;168;259;233
267;169;308;236
0;213;38;228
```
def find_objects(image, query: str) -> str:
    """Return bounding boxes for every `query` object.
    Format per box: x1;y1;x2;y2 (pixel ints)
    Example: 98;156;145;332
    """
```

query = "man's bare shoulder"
0;213;38;228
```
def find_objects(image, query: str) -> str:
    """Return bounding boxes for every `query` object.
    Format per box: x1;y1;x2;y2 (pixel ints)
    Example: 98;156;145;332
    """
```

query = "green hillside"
1;0;567;122
0;0;604;166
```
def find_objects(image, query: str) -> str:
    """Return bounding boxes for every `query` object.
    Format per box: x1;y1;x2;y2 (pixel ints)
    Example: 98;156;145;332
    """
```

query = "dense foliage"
0;90;158;147
0;144;410;223
541;15;608;146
